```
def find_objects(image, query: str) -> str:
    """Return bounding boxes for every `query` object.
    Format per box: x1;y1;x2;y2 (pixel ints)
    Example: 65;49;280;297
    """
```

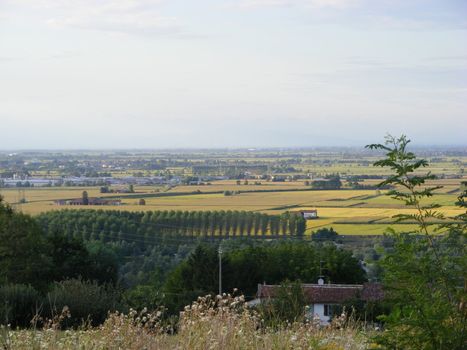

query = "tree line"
161;242;366;313
1;199;118;290
36;209;307;244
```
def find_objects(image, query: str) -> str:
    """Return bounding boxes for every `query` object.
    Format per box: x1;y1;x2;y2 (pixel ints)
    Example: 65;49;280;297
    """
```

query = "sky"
0;0;466;149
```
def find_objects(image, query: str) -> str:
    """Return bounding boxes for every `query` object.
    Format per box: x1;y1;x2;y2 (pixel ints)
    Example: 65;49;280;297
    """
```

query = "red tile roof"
361;283;384;301
257;282;383;304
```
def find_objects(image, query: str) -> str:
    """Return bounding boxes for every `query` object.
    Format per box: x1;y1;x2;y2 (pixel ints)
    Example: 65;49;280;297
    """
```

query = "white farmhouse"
302;209;318;219
252;279;383;325
293;209;318;219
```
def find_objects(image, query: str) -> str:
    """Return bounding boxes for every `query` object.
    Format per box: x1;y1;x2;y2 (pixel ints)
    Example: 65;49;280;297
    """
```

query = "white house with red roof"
252;278;383;324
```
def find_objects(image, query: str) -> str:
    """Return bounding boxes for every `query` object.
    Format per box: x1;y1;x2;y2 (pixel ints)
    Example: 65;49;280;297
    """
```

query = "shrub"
257;280;307;327
123;285;163;311
0;284;41;328
367;135;467;349
311;227;339;241
46;279;121;327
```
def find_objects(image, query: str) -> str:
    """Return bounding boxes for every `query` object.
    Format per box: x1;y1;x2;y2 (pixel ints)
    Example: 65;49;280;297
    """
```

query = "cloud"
344;56;391;67
422;55;467;67
231;0;358;9
5;0;183;36
365;15;467;31
0;55;25;62
229;0;467;32
47;50;80;60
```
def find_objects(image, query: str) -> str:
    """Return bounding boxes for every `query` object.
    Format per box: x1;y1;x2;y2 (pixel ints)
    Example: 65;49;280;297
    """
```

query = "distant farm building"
293;209;318;219
271;175;288;182
54;198;121;206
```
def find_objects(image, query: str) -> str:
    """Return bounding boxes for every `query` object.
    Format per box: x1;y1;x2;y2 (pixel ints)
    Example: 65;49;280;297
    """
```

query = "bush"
368;135;467;349
311;227;339;241
46;279;121;327
123;285;163;311
257;280;306;327
0;284;41;328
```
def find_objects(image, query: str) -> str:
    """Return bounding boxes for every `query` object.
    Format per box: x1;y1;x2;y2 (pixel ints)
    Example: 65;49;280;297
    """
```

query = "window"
306;304;314;316
324;304;343;318
324;304;332;316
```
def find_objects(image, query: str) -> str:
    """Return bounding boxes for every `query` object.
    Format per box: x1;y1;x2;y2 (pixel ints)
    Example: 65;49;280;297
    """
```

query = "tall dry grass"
2;294;369;350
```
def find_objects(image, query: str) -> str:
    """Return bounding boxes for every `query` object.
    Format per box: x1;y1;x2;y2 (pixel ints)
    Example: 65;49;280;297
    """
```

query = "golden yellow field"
1;178;464;235
169;180;309;193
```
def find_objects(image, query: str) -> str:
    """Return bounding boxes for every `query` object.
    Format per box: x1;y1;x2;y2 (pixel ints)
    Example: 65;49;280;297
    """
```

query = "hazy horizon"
1;0;466;148
2;143;467;152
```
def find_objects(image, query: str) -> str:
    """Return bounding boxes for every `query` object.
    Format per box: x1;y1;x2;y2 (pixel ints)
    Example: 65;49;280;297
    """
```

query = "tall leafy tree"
224;210;232;236
280;212;289;235
288;213;297;236
367;135;466;350
246;212;254;236
163;244;223;313
260;214;269;236
253;212;262;236
238;211;247;236
295;215;306;237
163;241;365;311
0;197;51;290
231;211;239;236
82;190;89;205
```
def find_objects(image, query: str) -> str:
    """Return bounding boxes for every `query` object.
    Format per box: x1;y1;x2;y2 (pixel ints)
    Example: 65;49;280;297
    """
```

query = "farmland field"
1;148;465;235
1;177;464;235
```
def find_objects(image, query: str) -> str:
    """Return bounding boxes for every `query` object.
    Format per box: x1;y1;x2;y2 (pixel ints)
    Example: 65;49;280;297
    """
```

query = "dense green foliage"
1;279;122;329
162;242;366;313
2;196;344;326
0;284;41;328
0;196;121;326
35;209;307;289
46;234;118;285
375;232;466;349
0;198;51;290
311;175;342;190
37;209;306;241
368;135;467;350
0;197;118;291
311;227;339;241
46;279;121;327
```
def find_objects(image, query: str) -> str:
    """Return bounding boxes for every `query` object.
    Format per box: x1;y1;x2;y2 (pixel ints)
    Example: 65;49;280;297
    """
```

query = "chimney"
318;260;325;285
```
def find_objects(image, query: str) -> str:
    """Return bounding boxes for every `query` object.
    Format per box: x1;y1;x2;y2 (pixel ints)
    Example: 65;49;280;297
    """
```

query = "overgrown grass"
2;294;371;350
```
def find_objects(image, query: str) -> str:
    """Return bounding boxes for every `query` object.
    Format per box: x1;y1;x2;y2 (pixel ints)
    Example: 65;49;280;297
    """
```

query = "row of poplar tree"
37;209;307;244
